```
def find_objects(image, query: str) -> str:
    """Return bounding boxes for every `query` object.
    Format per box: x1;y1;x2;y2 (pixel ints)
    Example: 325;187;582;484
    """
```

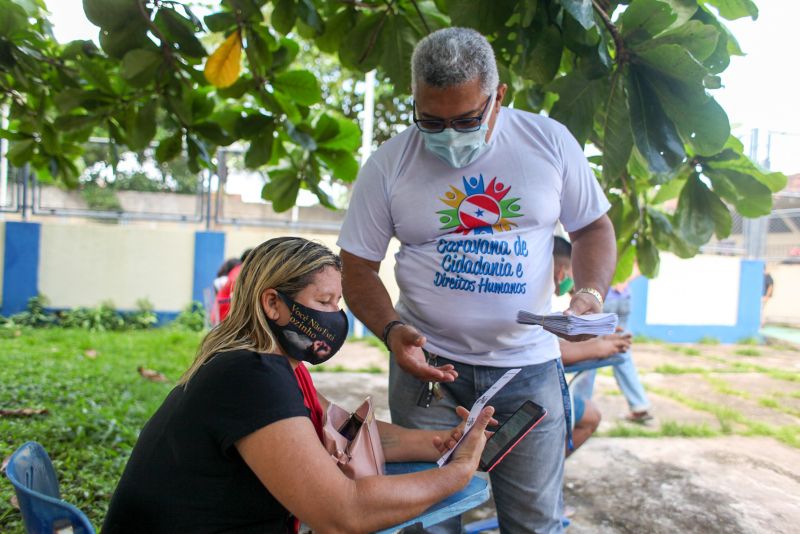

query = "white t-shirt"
338;108;610;367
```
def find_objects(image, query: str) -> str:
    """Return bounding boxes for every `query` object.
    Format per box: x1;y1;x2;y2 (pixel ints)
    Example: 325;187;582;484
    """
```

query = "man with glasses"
338;27;615;533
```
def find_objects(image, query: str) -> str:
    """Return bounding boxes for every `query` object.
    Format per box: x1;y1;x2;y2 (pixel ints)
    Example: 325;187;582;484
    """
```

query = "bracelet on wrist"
381;320;405;349
575;287;604;306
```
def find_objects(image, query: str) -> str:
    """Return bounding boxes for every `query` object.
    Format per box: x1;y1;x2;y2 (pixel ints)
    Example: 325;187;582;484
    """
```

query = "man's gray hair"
411;27;499;96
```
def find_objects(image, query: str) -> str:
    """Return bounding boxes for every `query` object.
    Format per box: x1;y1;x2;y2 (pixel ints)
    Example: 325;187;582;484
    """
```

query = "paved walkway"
761;325;800;347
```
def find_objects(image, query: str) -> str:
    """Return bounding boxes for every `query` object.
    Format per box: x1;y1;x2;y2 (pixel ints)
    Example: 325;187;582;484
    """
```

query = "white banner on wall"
646;254;740;326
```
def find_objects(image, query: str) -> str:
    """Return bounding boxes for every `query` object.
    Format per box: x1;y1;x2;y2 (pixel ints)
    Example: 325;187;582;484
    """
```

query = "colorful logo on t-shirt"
438;175;523;235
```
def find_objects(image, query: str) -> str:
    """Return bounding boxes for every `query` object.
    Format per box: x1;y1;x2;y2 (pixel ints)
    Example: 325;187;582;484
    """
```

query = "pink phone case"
483;409;547;472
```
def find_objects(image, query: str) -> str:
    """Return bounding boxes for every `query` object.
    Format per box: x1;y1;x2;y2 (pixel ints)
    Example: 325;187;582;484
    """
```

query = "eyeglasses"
413;94;494;134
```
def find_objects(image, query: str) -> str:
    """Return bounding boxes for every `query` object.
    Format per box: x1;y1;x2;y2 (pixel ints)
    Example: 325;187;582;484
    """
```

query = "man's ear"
260;289;281;321
496;83;508;107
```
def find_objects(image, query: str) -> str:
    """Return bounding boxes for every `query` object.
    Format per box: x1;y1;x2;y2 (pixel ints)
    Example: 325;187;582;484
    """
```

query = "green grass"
653;364;707;375
603;421;719;438
646;385;800;447
0;328;203;532
348;335;389;356
737;336;761;346
734;348;761;357
683;348;701;356
704;376;750;399
698;336;720;345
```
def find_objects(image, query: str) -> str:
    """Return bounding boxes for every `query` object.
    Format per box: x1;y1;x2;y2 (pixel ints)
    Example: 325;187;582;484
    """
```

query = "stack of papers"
517;311;618;337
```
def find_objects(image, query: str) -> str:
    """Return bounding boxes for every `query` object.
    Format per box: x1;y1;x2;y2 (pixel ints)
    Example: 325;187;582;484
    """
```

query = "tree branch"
591;0;626;63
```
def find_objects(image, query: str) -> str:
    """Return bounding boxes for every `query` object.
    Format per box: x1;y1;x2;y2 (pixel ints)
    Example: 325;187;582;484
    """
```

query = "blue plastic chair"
5;441;95;534
377;462;490;533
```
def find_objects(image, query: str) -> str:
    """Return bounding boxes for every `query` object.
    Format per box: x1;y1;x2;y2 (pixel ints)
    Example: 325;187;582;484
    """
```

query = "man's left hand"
565;291;603;316
559;291;603;341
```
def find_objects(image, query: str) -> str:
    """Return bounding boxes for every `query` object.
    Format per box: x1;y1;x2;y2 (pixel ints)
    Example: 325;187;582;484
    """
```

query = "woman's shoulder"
194;349;296;388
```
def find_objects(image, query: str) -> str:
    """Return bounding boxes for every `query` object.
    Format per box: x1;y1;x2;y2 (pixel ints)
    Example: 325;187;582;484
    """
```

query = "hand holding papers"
516;311;618;337
437;368;520;467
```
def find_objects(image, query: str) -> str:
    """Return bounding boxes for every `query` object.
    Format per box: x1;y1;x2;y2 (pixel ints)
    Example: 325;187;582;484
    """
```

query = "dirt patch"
310;340;800;532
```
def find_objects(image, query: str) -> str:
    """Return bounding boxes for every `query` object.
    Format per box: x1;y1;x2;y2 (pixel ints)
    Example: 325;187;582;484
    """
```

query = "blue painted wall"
192;231;226;305
2;222;41;315
628;260;764;343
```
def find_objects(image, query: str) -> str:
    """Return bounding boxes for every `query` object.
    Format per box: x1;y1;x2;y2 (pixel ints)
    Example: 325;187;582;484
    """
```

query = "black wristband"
382;320;406;349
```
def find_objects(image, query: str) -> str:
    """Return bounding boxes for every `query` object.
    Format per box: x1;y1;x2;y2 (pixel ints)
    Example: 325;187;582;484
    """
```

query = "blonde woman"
103;237;494;534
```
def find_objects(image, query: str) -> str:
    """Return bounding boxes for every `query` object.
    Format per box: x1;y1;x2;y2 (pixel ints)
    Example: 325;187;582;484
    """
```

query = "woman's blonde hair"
179;237;341;385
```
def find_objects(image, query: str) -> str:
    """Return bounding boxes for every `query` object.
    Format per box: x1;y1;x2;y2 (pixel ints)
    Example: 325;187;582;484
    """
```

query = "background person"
103;237;495;534
553;237;652;423
338;28;616;532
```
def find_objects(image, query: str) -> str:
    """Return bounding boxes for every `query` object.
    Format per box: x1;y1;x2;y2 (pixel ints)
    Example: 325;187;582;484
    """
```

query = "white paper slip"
517;311;618;336
436;368;521;467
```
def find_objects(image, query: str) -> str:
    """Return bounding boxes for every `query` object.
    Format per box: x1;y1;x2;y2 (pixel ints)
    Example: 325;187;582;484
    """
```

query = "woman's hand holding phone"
442;406;496;478
433;406;497;454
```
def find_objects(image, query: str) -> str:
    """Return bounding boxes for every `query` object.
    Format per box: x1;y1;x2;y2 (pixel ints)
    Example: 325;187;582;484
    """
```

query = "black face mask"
266;292;349;365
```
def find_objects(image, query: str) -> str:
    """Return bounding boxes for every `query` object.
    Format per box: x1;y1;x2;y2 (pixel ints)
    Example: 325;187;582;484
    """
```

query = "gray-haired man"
338;27;616;533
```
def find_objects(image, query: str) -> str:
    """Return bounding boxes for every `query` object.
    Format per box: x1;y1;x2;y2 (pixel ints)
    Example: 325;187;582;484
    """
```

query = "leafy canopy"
0;0;786;278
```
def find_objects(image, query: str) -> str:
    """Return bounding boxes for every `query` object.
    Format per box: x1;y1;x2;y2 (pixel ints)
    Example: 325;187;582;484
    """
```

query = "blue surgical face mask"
422;95;495;168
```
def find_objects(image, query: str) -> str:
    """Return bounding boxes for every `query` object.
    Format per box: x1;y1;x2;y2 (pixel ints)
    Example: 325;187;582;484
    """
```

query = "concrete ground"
313;339;800;533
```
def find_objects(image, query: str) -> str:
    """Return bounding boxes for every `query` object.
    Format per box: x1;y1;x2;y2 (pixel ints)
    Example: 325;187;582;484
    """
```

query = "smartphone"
479;400;547;472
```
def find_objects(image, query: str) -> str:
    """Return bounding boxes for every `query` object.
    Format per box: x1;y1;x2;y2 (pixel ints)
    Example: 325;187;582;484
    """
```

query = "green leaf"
312;113;340;144
194;122;234;146
273;70;321;106
316;8;356;53
286;122;317;150
155;130;183;163
634;44;709;84
155;8;206;58
380;14;418;92
127;98;157;150
639;20;720;62
705;167;771;217
83;0;143;31
270;90;301;123
272;0;296;35
619;0;676;42
296;0;323;34
339;11;386;72
317;116;360;151
80;59;116;94
204;12;237;32
245;26;274;77
54;114;101;132
676;173;731;245
317;149;359;182
521;25;563;85
0;0;28;38
648;75;729;156
245;127;275;168
445;0;517;34
262;168;300;212
636;234;660;278
120;48;162;85
559;0;595;30
186;134;211;173
700;0;758;21
626;67;685;173
612;244;636;285
602;73;633;184
548;71;604;146
99;23;151;60
7;138;35;166
652;176;686;204
236;113;274;139
271;37;300;73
